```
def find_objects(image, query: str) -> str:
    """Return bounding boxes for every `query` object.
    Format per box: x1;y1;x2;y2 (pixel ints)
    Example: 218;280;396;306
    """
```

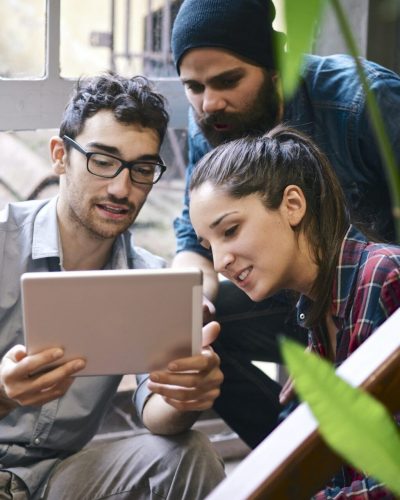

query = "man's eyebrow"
135;154;163;162
85;142;161;162
86;142;120;155
182;68;245;86
210;211;238;229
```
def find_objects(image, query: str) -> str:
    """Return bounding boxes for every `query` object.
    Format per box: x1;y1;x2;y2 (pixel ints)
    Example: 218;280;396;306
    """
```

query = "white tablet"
21;268;203;376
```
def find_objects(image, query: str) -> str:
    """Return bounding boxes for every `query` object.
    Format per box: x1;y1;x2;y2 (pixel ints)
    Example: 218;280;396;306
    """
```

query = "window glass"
60;0;184;78
60;0;112;77
0;0;46;78
0;129;56;207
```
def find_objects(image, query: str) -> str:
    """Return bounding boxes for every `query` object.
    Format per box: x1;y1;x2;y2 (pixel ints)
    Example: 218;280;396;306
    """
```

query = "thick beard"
196;74;281;147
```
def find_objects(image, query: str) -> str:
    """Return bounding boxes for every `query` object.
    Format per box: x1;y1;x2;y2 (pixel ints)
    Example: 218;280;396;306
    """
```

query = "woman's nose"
213;248;234;274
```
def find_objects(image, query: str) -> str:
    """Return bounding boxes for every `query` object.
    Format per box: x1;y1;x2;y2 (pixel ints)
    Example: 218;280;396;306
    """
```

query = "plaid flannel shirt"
297;225;400;499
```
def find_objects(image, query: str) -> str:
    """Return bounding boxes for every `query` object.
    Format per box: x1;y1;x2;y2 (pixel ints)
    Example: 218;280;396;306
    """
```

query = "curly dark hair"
59;73;169;145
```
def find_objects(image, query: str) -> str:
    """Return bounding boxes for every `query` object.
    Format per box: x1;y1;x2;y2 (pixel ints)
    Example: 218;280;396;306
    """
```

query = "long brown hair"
190;125;349;345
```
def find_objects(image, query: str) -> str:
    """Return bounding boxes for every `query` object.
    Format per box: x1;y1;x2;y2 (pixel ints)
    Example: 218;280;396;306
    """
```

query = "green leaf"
277;0;326;97
281;338;400;495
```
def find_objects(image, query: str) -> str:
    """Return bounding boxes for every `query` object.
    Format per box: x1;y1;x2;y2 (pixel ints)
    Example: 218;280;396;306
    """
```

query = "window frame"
0;0;187;132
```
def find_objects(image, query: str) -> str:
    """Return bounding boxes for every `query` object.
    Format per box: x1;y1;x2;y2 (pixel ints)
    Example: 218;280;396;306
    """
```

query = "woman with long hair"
189;125;400;498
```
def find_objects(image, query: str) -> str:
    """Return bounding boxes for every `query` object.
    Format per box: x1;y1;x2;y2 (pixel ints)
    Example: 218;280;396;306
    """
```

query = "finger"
3;358;85;403
149;372;200;388
281;375;293;391
149;384;198;401
2;345;27;364
163;347;220;373
279;381;295;405
164;400;212;412
148;368;222;392
203;295;216;315
17;377;75;407
202;296;216;324
11;345;28;363
28;358;86;389
166;349;220;373
4;348;65;381
148;363;223;396
163;389;221;411
202;321;220;347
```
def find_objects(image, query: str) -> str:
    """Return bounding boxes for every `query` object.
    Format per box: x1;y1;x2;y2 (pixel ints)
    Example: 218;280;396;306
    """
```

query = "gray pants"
1;430;225;500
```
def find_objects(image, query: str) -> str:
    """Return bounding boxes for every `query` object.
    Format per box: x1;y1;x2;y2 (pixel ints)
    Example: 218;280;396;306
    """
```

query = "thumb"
5;345;27;363
202;321;220;347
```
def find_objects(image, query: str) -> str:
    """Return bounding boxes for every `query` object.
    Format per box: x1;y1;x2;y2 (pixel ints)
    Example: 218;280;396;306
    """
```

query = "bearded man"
170;0;400;450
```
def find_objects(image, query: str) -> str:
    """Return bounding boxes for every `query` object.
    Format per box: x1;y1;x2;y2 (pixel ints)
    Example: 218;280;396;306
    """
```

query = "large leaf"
277;0;326;98
281;338;400;495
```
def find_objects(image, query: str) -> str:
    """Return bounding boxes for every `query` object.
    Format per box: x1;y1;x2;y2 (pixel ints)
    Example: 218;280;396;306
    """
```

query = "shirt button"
299;313;305;321
33;438;40;445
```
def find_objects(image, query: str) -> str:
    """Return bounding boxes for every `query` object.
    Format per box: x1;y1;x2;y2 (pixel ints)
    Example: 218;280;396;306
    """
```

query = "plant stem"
330;0;400;241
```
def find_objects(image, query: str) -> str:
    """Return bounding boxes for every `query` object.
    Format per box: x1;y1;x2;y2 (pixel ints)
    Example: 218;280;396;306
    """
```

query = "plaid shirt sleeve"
346;255;400;356
312;476;395;499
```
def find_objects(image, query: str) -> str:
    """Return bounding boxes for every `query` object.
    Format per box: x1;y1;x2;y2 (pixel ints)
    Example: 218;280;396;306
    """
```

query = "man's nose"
202;88;227;114
107;168;132;198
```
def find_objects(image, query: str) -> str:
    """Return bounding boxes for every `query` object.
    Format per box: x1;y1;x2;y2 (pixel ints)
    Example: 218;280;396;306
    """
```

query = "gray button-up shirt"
0;197;164;495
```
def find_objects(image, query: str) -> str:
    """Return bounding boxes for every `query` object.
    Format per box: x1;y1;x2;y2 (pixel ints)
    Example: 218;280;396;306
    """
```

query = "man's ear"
282;185;306;228
50;136;67;175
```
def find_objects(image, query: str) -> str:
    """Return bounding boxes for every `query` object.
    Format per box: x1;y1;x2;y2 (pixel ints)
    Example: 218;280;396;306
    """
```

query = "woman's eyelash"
224;225;238;237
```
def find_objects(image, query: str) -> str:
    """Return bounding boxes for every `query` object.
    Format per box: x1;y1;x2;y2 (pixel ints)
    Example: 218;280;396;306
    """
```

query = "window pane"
60;0;112;77
0;0;46;78
60;0;184;78
0;129;57;207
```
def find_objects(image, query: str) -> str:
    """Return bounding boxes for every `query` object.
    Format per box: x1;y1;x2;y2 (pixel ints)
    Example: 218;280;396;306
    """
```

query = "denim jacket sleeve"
295;55;400;241
346;57;400;242
173;108;213;260
356;61;400;198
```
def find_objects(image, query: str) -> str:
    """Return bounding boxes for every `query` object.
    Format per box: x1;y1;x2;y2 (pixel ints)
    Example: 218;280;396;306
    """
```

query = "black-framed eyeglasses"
62;135;167;185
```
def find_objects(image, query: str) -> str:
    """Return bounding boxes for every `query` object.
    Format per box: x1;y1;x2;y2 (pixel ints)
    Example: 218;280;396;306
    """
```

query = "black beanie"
171;0;283;74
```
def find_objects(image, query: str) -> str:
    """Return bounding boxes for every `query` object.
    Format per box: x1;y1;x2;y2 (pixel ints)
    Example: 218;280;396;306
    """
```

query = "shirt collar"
32;197;60;260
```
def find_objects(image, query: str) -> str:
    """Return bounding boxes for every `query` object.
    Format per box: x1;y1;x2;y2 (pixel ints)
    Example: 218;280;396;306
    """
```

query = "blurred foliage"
278;0;325;97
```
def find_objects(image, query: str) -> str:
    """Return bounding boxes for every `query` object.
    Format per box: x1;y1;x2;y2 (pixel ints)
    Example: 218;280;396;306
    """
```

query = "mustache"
95;194;134;211
198;111;240;128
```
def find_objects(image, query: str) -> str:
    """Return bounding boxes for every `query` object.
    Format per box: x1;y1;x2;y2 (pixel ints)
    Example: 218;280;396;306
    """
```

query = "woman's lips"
234;266;253;286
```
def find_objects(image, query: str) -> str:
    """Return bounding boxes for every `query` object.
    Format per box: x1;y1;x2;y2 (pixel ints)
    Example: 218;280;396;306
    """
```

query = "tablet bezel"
21;267;203;376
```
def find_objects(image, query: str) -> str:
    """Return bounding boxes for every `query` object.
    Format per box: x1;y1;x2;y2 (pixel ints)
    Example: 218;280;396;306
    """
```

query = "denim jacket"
174;54;400;259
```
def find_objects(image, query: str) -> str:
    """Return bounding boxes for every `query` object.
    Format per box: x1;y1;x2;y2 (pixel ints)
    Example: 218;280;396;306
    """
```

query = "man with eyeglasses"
0;73;225;500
